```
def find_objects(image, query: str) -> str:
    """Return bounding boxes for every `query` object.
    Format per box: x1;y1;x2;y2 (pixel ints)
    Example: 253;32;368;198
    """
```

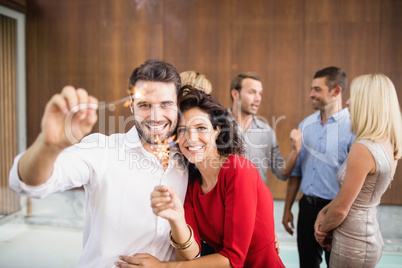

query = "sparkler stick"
98;84;146;110
97;95;132;110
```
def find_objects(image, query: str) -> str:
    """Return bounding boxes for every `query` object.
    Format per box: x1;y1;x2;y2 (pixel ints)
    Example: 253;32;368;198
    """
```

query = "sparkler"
151;135;177;172
98;83;147;110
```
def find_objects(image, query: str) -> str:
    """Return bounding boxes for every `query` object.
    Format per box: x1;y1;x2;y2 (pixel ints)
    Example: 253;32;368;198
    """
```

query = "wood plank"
379;0;402;205
0;15;19;214
0;0;27;13
232;0;304;198
163;0;232;108
98;0;165;134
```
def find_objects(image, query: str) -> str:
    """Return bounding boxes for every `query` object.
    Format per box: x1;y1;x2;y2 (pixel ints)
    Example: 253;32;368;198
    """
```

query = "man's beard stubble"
134;120;177;145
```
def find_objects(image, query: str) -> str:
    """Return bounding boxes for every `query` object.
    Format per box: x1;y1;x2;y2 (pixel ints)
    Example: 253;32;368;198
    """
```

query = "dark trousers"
297;195;331;268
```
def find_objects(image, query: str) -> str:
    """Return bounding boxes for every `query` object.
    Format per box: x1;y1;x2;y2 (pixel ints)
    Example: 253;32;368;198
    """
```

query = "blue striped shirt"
291;108;355;200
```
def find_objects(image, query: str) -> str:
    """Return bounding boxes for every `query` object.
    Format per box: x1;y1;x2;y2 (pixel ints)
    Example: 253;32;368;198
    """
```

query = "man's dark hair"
230;72;261;101
178;86;245;184
314;66;347;93
129;59;181;94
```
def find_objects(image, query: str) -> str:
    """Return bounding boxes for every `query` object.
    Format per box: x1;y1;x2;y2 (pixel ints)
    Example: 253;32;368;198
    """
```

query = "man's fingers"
116;254;154;267
61;86;79;112
285;226;294;235
75;88;89;119
282;222;294;235
116;255;140;267
61;86;96;119
48;94;69;114
282;213;294;235
87;96;99;113
290;128;300;137
115;262;137;268
132;253;153;258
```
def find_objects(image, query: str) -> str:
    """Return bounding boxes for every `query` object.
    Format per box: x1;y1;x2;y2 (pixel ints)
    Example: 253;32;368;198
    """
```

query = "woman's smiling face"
177;107;220;165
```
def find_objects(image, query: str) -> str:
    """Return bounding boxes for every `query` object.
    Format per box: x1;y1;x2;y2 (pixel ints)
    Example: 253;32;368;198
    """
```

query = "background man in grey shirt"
229;72;302;183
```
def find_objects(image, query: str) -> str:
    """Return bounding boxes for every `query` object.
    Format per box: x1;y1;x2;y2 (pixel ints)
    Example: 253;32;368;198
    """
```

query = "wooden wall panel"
304;0;381;111
0;0;27;13
379;0;402;204
97;0;165;134
24;0;402;204
26;0;102;145
230;0;305;198
0;14;19;214
164;0;232;107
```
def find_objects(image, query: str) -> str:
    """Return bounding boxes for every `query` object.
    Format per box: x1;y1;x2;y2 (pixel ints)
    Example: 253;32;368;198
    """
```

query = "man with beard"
229;72;302;184
282;66;355;268
9;59;188;268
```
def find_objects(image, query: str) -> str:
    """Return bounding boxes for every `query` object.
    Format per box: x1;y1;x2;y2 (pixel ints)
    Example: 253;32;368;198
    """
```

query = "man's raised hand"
41;86;98;148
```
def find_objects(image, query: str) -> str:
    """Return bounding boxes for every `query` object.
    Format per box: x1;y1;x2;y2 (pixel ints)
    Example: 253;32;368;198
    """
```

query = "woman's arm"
118;186;232;268
314;203;333;247
117;252;231;268
150;186;199;260
319;143;375;233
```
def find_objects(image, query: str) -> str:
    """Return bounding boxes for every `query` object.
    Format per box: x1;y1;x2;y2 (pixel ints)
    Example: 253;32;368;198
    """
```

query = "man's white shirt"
9;127;188;268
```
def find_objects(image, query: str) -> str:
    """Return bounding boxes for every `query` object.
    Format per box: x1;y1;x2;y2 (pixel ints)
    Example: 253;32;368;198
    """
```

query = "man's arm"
282;176;301;235
17;86;98;186
281;129;302;177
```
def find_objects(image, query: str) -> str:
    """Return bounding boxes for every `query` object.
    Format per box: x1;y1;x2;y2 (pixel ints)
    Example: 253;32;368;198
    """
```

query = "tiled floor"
0;222;82;268
1;195;401;268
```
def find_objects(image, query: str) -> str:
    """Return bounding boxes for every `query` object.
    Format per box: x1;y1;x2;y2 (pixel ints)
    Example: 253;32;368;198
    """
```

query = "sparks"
151;135;177;172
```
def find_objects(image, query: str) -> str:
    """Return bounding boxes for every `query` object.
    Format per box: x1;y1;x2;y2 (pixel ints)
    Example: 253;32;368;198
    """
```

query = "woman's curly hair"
177;85;245;184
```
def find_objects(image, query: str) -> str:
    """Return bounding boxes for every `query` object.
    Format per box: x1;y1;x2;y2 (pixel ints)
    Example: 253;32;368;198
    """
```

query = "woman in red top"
117;87;284;268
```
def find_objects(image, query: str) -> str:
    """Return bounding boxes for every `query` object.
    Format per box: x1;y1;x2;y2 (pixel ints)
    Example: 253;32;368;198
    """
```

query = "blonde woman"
314;73;402;267
180;71;212;94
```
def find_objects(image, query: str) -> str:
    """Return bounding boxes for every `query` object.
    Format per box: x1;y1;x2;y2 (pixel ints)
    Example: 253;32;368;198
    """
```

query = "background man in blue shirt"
282;67;355;268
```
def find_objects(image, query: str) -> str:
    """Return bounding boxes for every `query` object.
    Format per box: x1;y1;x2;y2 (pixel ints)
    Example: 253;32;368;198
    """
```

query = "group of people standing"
9;59;402;267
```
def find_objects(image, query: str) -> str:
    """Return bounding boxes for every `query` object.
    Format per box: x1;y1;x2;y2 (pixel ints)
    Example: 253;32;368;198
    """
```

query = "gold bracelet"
169;224;194;250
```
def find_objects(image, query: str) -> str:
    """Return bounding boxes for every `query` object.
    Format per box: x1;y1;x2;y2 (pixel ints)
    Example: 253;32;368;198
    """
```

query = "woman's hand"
314;210;332;248
116;254;166;268
151;185;184;222
314;227;332;248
